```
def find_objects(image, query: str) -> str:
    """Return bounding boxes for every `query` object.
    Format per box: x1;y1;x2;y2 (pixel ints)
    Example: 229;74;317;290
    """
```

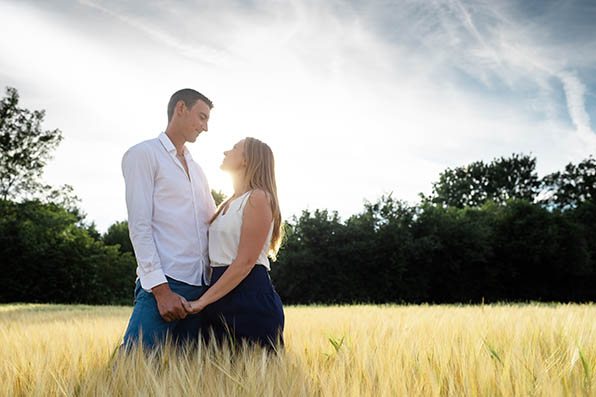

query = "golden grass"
1;303;595;396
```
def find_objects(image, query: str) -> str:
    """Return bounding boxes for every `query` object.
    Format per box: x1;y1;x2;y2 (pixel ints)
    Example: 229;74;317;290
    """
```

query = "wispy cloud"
385;0;596;149
557;70;595;137
77;0;231;67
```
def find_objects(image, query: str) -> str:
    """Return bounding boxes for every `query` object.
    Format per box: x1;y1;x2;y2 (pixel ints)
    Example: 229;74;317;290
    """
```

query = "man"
121;88;216;348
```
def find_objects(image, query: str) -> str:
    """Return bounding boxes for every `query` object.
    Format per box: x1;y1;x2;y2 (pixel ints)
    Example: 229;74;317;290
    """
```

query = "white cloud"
557;70;595;138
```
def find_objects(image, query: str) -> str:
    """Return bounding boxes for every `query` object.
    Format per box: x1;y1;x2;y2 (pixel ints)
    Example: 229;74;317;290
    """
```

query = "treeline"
1;86;595;305
272;155;596;304
0;200;137;304
272;197;595;304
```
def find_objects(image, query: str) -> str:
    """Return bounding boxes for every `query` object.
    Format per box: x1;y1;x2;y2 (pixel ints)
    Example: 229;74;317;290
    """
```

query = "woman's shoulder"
245;189;273;214
248;189;271;204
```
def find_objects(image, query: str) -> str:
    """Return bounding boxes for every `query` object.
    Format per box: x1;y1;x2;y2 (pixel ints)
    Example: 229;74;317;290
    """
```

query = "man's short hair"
167;89;213;123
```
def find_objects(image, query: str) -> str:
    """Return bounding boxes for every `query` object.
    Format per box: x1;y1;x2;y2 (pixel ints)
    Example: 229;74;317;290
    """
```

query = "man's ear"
176;100;187;116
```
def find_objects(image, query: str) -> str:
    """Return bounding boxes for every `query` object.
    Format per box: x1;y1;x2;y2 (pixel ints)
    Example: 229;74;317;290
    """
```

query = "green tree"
271;209;347;303
0;87;63;201
427;153;540;208
0;200;137;304
0;87;137;304
103;220;134;255
211;189;226;206
411;202;497;302
490;199;590;301
272;196;419;304
541;156;596;209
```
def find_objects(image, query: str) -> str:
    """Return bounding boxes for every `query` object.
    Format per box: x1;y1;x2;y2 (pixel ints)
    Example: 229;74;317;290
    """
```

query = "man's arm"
122;145;188;322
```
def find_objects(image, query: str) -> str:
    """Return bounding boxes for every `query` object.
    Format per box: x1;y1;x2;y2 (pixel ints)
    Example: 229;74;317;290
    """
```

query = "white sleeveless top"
209;191;274;270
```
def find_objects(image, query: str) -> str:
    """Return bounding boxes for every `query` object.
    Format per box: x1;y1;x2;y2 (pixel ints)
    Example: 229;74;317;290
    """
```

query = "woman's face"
221;139;246;172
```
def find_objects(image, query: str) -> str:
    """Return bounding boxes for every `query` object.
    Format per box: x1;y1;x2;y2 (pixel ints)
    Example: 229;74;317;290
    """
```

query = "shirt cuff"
139;269;168;292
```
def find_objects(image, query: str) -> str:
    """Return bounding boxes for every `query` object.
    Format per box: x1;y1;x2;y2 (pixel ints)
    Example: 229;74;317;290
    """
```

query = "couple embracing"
121;89;284;351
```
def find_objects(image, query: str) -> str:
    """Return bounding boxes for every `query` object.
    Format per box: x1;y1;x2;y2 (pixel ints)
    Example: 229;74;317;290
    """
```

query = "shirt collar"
159;132;189;156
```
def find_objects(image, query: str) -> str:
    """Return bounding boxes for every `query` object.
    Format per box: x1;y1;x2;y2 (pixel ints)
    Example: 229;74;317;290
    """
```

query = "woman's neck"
231;173;248;197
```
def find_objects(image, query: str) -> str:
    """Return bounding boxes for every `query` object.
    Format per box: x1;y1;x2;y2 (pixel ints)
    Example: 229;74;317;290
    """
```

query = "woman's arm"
187;190;273;313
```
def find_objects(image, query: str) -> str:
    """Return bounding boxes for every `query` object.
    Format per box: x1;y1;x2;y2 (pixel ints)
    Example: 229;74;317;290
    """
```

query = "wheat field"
1;303;595;396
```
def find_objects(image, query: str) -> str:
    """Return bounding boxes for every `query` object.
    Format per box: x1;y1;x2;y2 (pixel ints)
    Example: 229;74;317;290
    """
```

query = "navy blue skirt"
203;265;285;349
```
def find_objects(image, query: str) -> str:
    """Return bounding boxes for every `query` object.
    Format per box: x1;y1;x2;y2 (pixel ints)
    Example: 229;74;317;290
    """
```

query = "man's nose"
203;120;209;132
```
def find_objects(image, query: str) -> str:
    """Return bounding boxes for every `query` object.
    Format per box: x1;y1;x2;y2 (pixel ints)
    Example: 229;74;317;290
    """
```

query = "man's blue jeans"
122;276;208;349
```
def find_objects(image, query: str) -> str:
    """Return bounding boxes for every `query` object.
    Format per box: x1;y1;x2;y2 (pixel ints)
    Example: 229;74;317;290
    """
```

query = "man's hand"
151;283;189;322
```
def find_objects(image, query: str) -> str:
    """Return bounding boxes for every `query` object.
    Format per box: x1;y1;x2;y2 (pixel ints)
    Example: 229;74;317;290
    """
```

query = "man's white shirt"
122;132;216;291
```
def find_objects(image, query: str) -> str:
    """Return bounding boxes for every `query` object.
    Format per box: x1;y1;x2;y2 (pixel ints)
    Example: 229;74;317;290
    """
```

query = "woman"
186;137;285;350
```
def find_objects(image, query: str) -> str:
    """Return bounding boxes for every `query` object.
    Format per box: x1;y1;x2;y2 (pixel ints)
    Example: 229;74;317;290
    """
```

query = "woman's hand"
184;298;207;314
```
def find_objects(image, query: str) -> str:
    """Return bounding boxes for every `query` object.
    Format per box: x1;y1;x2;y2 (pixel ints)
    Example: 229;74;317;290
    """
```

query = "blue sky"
1;0;595;231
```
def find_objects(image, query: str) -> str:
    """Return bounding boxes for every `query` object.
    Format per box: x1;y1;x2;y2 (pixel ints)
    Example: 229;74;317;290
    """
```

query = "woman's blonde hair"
210;137;283;259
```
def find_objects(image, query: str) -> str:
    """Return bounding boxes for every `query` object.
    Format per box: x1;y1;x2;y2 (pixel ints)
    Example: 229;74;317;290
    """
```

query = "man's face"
179;100;211;142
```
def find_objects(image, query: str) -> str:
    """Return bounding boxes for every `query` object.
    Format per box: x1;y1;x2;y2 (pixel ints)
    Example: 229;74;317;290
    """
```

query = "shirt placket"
170;150;204;280
187;155;205;271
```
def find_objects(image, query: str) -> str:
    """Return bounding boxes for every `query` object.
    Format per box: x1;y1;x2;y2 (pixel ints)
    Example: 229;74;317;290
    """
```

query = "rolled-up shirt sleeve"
122;146;167;291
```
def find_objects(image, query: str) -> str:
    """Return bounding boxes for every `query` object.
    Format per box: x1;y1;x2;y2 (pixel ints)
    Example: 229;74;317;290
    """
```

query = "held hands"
152;283;191;322
185;299;207;315
151;283;207;320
